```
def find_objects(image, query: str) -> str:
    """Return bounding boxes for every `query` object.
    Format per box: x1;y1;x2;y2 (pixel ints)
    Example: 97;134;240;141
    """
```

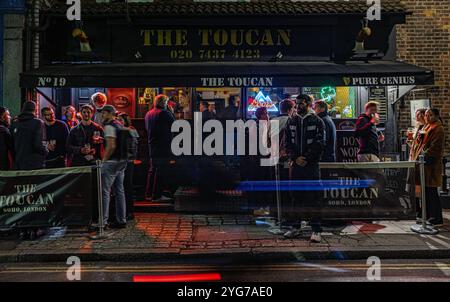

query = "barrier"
0;166;93;230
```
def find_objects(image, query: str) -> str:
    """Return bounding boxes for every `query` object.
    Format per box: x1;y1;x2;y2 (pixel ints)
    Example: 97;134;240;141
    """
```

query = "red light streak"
133;273;221;283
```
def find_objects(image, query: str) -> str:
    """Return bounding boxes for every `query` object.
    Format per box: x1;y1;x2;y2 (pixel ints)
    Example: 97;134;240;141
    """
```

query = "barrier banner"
0;167;93;229
282;162;416;220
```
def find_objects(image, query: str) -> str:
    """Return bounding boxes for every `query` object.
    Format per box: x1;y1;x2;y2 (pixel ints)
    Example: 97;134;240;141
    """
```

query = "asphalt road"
0;259;449;282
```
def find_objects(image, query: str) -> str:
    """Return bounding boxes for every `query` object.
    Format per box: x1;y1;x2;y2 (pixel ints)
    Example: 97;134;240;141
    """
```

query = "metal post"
90;160;108;240
411;154;438;235
267;162;286;235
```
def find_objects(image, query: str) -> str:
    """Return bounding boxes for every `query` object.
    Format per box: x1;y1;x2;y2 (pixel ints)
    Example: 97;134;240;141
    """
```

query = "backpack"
117;128;139;160
108;121;138;161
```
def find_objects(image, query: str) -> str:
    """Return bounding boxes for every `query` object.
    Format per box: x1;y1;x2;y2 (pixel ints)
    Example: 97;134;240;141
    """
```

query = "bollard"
411;154;438;235
442;157;448;194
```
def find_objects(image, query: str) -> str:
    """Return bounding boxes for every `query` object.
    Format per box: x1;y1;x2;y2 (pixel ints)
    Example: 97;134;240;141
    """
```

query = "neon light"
133;273;222;282
247;91;278;112
320;86;336;103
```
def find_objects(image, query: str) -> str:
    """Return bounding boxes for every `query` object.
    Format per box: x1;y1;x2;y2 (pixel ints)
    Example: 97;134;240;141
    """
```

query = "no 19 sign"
37;77;67;87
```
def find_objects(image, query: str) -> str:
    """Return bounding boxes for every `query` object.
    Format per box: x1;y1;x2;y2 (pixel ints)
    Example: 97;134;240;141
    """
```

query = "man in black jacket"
355;101;384;162
145;94;175;201
11;101;48;170
67;104;104;167
0;106;13;170
284;95;325;242
41;107;69;168
314;100;336;162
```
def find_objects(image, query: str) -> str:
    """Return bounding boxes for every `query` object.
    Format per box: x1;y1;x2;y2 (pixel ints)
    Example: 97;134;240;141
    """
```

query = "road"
0;259;449;282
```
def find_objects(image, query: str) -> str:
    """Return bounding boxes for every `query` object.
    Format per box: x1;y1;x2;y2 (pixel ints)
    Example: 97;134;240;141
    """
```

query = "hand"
81;147;90;155
47;144;56;152
378;134;385;142
295;156;307;167
89;148;96;155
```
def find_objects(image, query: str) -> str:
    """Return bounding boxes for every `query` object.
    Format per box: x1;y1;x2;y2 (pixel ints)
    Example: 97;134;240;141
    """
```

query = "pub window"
246;87;296;119
302;86;358;119
195;87;242;119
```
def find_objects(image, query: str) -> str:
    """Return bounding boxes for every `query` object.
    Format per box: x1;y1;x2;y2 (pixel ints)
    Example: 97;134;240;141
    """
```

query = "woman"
117;113;139;221
63;105;79;129
416;108;445;226
408;108;427;215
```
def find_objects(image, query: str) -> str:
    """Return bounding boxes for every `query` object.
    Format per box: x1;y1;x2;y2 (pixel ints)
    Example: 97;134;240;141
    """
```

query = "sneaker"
310;232;322;243
152;196;173;202
283;228;301;239
110;222;127;229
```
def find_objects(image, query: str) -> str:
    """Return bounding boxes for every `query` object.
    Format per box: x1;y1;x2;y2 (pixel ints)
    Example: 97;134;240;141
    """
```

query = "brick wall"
396;0;450;153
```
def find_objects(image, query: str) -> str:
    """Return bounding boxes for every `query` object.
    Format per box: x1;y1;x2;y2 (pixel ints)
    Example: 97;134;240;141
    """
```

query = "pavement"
0;211;450;263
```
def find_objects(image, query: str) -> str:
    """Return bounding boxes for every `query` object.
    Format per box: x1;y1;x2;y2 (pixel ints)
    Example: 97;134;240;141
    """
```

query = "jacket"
355;113;380;155
317;111;337;162
10;113;48;170
285;112;326;165
416;121;445;187
0;121;13;170
67;121;104;166
145;108;175;158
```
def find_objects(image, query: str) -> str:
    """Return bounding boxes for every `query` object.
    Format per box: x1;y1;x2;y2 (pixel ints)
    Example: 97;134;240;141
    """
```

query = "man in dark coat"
144;94;175;201
0;106;13;170
10;101;48;170
313;100;336;162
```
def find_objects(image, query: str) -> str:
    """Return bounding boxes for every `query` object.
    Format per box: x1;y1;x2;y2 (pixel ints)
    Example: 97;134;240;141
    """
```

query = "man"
0;106;13;170
41;107;69;168
355;101;385;162
271;99;296;160
91;92;108;126
313;100;336;162
101;105;127;229
67;104;104;167
145;94;175;202
62;105;79;130
284;94;325;242
199;100;214;121
219;95;241;120
11;101;48;170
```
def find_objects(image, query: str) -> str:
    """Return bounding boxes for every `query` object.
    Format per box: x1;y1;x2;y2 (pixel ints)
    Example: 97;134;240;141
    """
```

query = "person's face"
416;110;425;124
234;97;241;107
66;107;75;120
199;103;206;112
101;111;114;122
298;101;308;114
0;110;11;126
81;108;93;121
366;105;378;116
258;110;269;121
208;104;215;112
425;110;437;124
313;104;325;115
43;109;55;123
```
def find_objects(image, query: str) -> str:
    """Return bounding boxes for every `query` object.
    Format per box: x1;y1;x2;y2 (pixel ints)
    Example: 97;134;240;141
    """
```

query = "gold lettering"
141;30;151;46
277;29;291;46
230;29;244;46
157;30;172;46
245;29;258;46
175;30;188;46
199;29;212;46
214;29;228;46
260;29;274;46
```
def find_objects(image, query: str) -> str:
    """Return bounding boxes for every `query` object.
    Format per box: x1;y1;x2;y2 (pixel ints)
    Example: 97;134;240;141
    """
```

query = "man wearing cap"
100;104;127;229
10;101;48;170
0;106;14;170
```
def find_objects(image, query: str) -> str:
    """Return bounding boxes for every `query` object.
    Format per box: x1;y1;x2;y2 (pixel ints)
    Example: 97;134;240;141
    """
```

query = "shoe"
109;223;126;229
310;232;322;243
152;196;172;202
283;228;301;239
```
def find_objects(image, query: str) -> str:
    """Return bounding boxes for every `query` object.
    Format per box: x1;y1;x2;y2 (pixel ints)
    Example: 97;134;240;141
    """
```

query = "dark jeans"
124;160;135;216
145;158;169;200
417;187;444;224
289;163;322;232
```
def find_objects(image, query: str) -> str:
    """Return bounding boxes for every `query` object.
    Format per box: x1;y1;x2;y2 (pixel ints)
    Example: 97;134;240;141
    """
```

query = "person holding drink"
67;104;104;167
355;101;385;162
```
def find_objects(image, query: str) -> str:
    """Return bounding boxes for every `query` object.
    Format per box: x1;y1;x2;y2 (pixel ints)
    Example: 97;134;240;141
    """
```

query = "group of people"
0;92;139;230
